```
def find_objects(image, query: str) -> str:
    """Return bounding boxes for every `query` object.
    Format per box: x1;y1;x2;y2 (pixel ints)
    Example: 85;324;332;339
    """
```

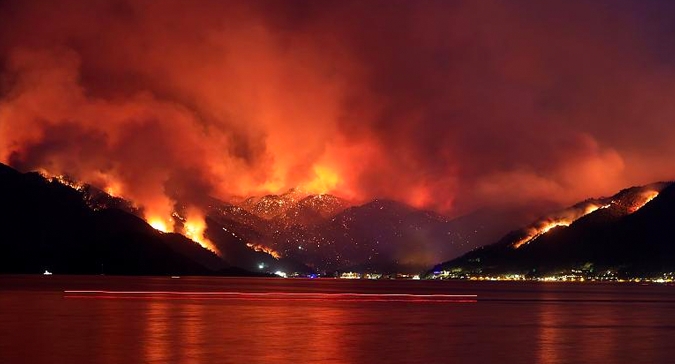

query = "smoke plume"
2;0;675;223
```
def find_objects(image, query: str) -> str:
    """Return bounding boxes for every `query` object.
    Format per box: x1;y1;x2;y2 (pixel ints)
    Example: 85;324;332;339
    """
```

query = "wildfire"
628;190;659;213
513;202;610;249
148;217;171;233
37;169;87;192
104;182;122;197
183;208;221;256
538;221;570;235
513;221;570;249
246;242;282;259
302;165;340;195
146;209;223;256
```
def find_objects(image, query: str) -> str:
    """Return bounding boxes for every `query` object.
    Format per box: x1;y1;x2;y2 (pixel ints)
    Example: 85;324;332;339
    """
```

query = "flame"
143;194;176;233
146;209;224;257
581;203;607;215
538;220;570;235
628;190;659;213
105;186;118;196
513;221;571;249
513;202;610;249
148;217;171;233
32;166;227;257
48;174;86;191
183;207;220;256
246;242;282;259
302;165;340;195
104;181;123;197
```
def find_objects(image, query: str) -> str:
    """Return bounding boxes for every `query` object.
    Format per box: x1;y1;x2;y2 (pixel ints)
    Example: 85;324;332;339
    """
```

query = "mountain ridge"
428;181;675;277
1;163;528;274
0;163;262;276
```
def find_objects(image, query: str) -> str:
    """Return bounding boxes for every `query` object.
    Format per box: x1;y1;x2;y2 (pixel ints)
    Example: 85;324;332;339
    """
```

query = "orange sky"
1;0;675;222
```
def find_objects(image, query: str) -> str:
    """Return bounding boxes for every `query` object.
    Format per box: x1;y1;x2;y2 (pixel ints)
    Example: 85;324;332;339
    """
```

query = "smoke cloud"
2;0;675;220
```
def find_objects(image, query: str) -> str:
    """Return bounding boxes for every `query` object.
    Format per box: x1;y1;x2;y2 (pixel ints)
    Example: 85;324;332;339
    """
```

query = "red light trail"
64;290;477;303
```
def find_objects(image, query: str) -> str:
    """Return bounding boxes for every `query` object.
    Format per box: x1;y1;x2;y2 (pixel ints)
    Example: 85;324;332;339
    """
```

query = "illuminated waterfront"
428;270;675;283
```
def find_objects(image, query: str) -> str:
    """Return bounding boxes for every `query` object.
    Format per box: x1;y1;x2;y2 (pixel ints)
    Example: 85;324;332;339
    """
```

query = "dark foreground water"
1;276;675;363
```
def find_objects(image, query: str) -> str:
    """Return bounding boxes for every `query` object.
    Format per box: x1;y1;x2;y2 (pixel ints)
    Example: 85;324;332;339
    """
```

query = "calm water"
1;276;675;363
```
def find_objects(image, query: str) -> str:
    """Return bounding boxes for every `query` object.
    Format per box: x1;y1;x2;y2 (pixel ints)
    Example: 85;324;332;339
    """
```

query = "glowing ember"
54;175;85;190
39;170;87;192
513;203;610;249
628;191;659;213
246;243;282;259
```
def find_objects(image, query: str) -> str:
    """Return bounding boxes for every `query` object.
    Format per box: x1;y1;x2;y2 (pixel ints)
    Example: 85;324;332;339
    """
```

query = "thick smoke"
1;0;675;220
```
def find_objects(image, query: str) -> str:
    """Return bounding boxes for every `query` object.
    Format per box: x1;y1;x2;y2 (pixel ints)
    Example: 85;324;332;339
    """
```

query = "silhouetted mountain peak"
0;163;245;275
431;180;675;276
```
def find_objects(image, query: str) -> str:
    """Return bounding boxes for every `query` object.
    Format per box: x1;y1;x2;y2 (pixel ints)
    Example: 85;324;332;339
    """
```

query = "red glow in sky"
1;0;675;220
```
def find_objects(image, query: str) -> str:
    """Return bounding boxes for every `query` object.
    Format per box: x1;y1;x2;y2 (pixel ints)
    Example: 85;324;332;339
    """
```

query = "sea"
1;275;674;363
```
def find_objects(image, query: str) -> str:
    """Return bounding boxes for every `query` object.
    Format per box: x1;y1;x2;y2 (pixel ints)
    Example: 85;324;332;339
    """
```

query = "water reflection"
180;303;204;364
3;277;675;364
579;303;619;363
98;299;123;364
537;292;563;364
144;300;171;363
535;286;665;364
128;298;353;363
537;290;620;364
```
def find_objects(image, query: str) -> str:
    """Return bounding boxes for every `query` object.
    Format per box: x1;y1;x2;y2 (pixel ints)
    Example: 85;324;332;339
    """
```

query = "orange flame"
513;221;570;249
148;217;171;233
104;181;123;197
246;242;282;259
513;203;610;249
33;167;226;257
301;165;341;195
47;173;86;192
628;190;659;213
184;207;221;256
105;187;117;196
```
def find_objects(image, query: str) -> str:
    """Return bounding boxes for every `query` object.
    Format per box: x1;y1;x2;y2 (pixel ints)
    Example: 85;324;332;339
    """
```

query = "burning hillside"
431;181;675;277
511;183;668;249
512;202;610;249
